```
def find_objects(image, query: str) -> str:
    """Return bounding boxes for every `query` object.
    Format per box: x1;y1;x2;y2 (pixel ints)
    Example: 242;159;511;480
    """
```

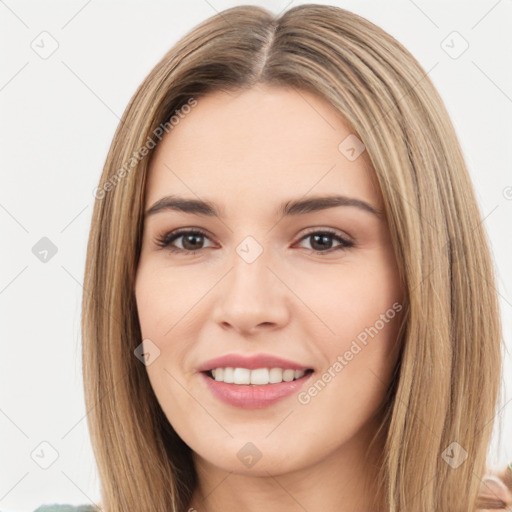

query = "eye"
154;228;214;253
295;228;354;255
154;227;354;255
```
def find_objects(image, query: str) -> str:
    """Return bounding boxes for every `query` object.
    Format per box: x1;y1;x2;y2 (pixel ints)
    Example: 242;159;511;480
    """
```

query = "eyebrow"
145;194;384;219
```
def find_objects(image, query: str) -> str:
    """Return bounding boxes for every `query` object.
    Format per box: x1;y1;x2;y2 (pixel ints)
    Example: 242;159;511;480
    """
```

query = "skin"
135;84;405;512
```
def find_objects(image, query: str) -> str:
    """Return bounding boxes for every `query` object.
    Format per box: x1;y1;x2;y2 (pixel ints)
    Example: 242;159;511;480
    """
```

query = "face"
135;84;404;477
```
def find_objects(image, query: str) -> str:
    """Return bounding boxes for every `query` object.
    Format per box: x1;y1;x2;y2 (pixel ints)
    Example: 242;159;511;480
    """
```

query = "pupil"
311;234;332;251
183;234;203;250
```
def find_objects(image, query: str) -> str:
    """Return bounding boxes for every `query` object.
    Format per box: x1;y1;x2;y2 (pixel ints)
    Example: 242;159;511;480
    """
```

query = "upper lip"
197;353;314;372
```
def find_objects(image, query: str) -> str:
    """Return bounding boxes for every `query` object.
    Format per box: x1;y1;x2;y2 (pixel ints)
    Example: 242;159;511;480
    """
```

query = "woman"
69;4;510;511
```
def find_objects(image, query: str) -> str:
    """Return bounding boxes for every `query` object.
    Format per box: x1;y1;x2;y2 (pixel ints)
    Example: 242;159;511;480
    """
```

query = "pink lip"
200;371;314;409
197;353;313;372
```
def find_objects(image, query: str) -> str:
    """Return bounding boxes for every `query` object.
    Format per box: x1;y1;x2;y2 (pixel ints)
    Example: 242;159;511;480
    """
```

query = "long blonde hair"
82;4;503;511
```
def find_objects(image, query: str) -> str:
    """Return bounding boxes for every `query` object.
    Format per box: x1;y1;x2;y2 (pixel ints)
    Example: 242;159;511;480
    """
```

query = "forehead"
145;85;382;213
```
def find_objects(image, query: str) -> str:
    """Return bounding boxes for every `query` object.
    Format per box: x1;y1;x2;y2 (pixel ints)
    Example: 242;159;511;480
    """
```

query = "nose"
212;247;290;336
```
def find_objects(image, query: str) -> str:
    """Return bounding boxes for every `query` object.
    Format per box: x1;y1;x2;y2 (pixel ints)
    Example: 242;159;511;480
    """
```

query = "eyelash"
154;227;354;255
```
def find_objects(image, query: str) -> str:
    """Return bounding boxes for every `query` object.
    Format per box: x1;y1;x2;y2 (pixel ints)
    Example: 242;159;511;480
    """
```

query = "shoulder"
33;505;99;512
477;464;512;511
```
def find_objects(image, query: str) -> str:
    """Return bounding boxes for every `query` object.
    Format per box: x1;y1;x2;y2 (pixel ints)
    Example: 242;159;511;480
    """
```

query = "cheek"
135;263;199;338
330;283;403;383
135;265;200;385
134;272;189;419
301;320;400;432
303;261;403;415
293;261;402;342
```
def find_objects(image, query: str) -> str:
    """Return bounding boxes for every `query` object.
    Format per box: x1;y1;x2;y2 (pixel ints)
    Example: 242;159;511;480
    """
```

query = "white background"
1;0;511;510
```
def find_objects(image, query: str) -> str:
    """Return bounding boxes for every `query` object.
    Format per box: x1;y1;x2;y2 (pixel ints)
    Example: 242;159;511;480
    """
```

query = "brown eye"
154;228;354;256
297;229;354;254
155;229;213;253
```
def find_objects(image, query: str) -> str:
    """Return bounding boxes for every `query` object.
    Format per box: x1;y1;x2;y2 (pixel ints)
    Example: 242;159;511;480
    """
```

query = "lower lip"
200;371;314;409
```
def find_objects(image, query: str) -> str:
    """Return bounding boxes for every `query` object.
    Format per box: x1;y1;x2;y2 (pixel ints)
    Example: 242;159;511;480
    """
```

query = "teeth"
210;367;308;385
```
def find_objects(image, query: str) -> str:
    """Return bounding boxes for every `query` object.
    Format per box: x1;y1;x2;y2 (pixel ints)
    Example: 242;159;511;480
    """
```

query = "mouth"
203;367;315;385
200;367;315;409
